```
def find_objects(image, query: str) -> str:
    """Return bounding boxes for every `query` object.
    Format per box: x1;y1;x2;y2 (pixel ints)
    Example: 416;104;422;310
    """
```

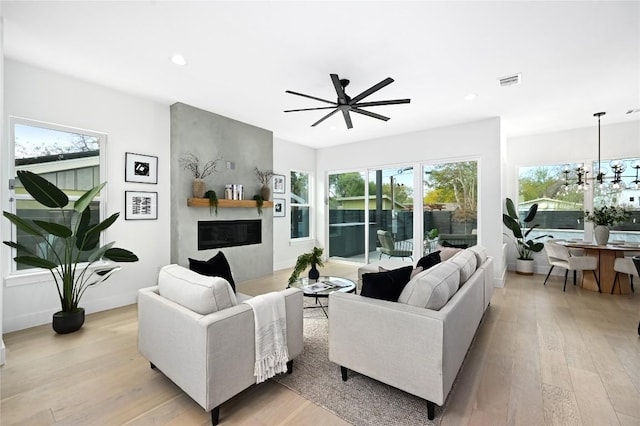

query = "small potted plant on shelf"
583;205;630;245
503;197;553;275
288;246;324;284
179;151;222;198
255;167;275;201
2;171;139;334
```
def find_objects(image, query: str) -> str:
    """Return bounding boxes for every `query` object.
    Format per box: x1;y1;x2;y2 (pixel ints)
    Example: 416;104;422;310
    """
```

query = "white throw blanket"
243;291;289;383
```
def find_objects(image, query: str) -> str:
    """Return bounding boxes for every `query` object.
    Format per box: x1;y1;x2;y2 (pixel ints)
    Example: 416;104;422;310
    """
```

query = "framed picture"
273;198;286;217
125;152;158;184
125;191;158;220
273;174;285;194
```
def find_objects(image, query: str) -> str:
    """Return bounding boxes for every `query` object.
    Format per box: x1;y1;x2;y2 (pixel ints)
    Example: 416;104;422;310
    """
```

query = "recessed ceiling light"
464;93;478;101
171;54;187;66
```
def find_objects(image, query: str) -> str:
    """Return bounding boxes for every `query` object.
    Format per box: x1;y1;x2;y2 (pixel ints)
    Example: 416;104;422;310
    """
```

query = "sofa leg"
287;360;294;374
150;362;156;369
211;406;220;425
340;366;348;381
427;400;435;420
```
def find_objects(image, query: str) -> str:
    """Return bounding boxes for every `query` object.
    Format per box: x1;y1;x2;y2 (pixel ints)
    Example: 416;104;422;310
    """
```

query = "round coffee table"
288;276;356;317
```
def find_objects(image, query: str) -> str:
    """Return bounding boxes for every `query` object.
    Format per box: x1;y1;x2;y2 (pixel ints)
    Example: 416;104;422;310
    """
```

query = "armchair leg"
543;266;554;285
631;276;635;293
611;272;620;295
340;366;348;382
563;270;569;292
593;270;601;293
287;360;293;374
427;400;435;420
150;362;156;370
211;406;220;426
573;270;577;286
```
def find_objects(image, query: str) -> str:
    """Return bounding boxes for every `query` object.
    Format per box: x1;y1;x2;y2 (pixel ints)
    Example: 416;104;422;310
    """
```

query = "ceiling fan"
284;74;411;129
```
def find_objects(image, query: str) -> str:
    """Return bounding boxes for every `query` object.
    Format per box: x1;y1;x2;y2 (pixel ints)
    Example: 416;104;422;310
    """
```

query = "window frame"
290;169;312;241
6;116;108;279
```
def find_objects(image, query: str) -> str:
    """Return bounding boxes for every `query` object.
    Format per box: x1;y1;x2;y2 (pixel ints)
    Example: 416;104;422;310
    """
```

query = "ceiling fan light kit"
285;74;411;129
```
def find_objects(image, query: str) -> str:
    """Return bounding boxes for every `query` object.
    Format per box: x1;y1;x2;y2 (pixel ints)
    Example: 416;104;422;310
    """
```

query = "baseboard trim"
0;339;6;365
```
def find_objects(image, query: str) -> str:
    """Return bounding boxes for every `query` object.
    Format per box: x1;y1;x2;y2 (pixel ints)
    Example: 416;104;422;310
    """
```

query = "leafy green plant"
253;194;263;215
583;205;630;226
425;228;439;240
502;197;552;260
205;190;218;215
288;246;324;284
2;170;139;313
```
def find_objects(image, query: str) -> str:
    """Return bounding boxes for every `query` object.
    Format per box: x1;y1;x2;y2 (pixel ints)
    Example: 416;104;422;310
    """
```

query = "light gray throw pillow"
158;264;237;315
398;262;460;310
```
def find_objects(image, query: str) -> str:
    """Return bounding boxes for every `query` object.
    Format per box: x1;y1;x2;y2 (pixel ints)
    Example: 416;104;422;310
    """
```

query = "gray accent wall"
170;102;274;283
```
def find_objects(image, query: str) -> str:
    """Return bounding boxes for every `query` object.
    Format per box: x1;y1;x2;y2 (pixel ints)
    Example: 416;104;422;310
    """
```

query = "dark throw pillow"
416;251;441;270
188;251;236;292
442;241;469;249
361;265;413;302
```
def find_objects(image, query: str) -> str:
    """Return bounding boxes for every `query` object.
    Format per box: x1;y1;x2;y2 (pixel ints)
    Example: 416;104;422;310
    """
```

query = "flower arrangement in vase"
583;205;630;245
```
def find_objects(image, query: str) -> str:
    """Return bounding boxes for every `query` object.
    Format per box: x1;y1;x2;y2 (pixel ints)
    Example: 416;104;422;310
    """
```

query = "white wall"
316;117;505;287
0;4;6;363
273;137;317;270
504;120;640;273
2;60;171;332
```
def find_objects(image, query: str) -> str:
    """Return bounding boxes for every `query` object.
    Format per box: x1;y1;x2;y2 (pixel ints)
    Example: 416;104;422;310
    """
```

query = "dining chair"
611;257;639;294
543;241;600;292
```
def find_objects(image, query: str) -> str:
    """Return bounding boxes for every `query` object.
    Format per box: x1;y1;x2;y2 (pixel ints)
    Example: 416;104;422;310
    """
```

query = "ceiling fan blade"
354;99;411;108
284;106;339;113
285;90;336;106
349;77;394;104
311;108;340;127
330;74;348;105
351;107;390;122
341;109;353;129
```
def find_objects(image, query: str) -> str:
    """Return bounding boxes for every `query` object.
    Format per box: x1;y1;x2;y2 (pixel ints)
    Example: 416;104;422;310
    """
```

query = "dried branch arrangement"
255;167;275;185
179;152;222;179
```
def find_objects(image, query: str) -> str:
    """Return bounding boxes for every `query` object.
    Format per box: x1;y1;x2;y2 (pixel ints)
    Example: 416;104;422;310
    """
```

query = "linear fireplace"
197;219;262;250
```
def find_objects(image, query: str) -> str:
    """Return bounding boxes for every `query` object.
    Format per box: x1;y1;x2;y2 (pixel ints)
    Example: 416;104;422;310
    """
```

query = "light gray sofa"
138;265;304;425
329;246;493;420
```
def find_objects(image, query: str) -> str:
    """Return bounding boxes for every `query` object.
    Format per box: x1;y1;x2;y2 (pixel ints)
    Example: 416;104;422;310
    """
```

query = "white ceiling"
2;1;639;148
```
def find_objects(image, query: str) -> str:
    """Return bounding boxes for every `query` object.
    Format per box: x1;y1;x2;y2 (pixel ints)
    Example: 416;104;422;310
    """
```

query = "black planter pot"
52;308;85;334
308;263;320;281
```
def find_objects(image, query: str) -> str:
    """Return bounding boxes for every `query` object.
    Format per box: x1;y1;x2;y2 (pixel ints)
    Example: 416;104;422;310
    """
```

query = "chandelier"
560;111;640;194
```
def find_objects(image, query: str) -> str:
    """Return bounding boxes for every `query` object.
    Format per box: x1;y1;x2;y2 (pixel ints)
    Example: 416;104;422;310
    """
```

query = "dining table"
561;241;640;294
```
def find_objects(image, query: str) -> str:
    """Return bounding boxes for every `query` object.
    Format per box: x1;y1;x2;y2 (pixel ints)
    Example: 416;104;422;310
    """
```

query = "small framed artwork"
273;198;286;217
125;191;158;220
273;174;285;194
125;152;158;184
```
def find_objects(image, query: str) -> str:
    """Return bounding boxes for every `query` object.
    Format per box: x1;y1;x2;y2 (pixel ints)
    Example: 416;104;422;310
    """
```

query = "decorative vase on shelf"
260;184;271;201
192;178;206;198
594;225;610;245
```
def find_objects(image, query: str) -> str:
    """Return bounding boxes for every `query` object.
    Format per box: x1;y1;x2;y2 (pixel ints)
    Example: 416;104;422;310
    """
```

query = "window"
423;160;478;250
10;117;106;271
291;170;310;239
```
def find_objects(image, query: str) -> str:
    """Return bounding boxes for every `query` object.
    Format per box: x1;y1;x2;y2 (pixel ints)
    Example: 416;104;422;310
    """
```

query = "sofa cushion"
158;264;237;315
467;245;488;266
188;251;236;292
416;251;441;270
361;265;414;302
397;262;460;310
435;244;463;261
448;249;478;286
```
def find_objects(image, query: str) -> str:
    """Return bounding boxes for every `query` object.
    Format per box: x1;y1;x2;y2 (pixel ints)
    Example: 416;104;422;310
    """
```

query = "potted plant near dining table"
583;205;630;245
2;170;139;334
503;197;553;275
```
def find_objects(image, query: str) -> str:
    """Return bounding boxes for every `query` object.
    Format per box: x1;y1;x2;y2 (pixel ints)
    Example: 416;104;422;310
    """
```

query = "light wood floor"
2;262;639;425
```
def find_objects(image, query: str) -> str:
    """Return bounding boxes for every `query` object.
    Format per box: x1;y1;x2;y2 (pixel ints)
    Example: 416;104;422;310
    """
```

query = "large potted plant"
3;171;139;334
583;205;630;245
288;246;324;284
503;197;552;275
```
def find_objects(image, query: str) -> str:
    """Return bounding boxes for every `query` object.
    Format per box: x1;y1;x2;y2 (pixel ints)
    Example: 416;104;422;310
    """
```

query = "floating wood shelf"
187;198;274;208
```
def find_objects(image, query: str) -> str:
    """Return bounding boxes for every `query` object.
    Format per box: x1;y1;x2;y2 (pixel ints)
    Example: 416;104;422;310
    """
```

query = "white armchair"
543;242;600;292
137;265;303;425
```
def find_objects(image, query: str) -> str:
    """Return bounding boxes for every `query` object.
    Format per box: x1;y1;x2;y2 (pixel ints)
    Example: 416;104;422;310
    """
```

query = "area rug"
274;314;442;425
